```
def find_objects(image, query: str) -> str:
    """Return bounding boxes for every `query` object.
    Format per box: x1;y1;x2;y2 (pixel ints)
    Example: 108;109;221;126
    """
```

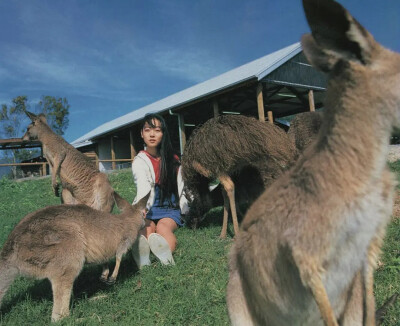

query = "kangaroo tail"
0;260;18;305
375;293;399;325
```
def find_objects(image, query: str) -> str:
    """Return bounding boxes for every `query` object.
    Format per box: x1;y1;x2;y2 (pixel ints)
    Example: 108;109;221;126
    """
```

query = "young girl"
131;113;189;268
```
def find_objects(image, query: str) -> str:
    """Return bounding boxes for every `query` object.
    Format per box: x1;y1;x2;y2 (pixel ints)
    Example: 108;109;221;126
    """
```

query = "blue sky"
0;0;399;143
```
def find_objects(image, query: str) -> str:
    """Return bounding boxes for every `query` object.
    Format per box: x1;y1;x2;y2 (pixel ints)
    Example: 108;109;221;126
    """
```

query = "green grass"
0;166;399;325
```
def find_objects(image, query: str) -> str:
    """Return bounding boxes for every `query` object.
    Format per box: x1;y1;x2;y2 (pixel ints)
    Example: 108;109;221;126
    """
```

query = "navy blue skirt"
146;186;184;226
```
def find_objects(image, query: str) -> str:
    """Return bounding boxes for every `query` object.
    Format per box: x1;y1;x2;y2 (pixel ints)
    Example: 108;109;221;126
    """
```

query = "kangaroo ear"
302;0;376;70
134;191;150;211
301;34;338;73
25;111;37;121
37;113;47;124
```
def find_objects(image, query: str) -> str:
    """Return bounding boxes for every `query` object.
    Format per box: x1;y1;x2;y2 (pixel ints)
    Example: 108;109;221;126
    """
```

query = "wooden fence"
0;158;133;178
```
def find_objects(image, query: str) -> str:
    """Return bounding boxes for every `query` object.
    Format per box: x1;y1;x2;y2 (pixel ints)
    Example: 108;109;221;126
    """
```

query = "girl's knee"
155;223;168;235
155;222;178;252
156;218;177;233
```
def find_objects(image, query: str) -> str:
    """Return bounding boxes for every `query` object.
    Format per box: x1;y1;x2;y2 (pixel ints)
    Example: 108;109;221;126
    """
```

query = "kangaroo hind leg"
49;273;76;322
49;254;83;322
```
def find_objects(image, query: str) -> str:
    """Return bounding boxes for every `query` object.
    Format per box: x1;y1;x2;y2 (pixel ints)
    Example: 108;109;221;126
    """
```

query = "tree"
0;96;31;177
0;96;28;139
37;96;70;136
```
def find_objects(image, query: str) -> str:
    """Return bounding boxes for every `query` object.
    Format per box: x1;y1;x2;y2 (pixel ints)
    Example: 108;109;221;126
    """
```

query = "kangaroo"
181;114;297;238
227;0;400;325
0;192;148;322
287;111;323;152
22;111;114;213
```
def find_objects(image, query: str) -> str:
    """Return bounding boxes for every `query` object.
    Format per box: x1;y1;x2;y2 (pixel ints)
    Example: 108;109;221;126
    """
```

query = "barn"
71;42;326;171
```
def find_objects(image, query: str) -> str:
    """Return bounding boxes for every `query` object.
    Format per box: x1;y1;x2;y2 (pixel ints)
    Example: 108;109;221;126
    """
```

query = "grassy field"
0;166;399;325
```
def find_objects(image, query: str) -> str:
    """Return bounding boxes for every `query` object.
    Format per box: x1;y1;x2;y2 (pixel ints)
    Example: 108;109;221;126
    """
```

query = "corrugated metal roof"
72;42;302;147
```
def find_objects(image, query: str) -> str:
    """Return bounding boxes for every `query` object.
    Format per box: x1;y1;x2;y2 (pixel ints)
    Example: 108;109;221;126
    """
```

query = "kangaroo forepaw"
105;277;116;285
99;274;116;285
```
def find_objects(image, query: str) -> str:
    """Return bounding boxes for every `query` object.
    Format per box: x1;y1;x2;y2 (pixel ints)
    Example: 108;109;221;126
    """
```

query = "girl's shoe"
132;235;151;269
148;233;175;265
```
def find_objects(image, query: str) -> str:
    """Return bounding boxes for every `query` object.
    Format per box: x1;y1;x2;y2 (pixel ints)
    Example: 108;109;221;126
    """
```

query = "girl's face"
141;119;163;150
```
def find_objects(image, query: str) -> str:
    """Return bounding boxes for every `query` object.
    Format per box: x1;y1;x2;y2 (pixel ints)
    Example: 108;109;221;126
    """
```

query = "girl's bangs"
143;114;164;131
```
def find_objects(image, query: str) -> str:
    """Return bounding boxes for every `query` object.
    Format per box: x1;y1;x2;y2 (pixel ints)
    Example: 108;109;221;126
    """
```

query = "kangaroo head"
114;191;150;228
133;192;150;211
133;192;150;229
22;111;49;141
302;0;400;127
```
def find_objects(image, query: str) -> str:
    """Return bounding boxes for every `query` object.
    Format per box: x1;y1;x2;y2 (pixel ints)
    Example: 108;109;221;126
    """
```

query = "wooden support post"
94;144;99;170
129;129;136;159
178;113;186;155
308;89;315;112
42;162;46;176
257;83;266;122
267;110;274;124
213;100;219;117
95;151;99;170
111;136;116;170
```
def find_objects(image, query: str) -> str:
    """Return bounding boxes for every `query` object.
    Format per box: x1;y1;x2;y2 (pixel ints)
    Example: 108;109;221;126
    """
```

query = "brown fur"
0;192;148;322
181;115;297;238
227;0;400;325
22;111;114;212
288;111;323;152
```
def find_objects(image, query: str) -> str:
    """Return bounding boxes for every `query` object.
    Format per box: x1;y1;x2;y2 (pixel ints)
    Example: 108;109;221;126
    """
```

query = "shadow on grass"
0;253;140;315
191;203;249;237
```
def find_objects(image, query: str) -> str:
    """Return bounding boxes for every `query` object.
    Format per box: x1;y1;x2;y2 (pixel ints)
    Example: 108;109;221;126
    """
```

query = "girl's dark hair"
142;113;179;205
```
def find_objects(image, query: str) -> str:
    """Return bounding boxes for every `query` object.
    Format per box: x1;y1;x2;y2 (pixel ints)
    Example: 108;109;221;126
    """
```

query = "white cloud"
17;51;90;85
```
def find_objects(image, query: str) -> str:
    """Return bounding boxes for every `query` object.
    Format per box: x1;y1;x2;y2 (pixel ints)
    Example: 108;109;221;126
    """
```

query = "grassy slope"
0;166;399;325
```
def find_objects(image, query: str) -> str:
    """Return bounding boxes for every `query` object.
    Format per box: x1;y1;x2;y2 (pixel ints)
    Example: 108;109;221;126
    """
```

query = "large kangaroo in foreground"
227;0;400;325
22;111;114;212
0;192;148;322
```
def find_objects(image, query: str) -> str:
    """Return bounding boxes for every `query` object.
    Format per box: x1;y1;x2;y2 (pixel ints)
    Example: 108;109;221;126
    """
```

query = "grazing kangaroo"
287;111;323;152
181;115;297;238
22;111;114;213
227;0;400;325
0;192;148;322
